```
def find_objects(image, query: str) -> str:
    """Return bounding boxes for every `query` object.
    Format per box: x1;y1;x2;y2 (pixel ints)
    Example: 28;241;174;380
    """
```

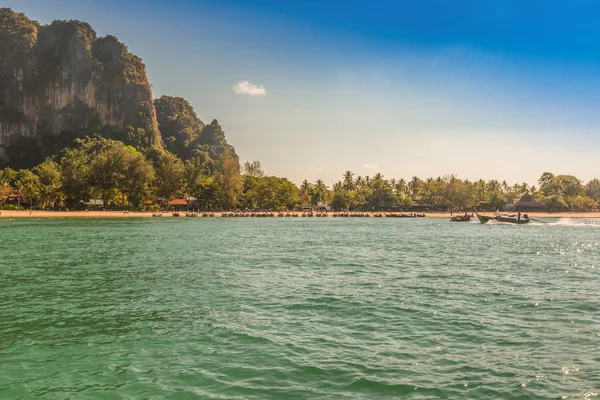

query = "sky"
5;0;600;185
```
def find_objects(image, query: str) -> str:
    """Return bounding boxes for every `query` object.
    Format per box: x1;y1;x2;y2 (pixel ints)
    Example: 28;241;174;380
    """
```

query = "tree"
299;180;312;204
214;155;242;209
243;160;264;177
14;169;40;208
153;151;184;207
409;176;422;197
120;148;154;208
571;195;596;211
60;142;92;208
538;172;555;188
542;194;568;210
183;151;212;202
88;140;129;208
586;178;600;202
194;176;220;210
369;179;396;210
33;158;61;208
0;167;17;196
343;170;355;191
310;180;328;204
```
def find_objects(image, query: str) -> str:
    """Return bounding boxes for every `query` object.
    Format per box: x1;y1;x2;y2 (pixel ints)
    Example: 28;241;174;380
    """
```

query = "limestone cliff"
0;8;160;167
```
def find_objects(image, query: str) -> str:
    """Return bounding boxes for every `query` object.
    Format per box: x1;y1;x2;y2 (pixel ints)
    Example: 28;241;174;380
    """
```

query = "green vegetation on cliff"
154;96;205;160
0;8;239;179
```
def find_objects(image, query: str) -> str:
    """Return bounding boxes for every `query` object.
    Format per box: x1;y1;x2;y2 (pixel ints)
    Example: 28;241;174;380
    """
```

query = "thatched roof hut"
515;192;543;211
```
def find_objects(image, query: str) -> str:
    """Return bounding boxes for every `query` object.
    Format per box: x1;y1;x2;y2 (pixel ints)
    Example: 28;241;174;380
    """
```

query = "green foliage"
193;176;219;210
154;96;204;160
33;158;61;208
120;147;154;208
0;8;39;57
240;175;299;210
2;204;24;210
193;119;239;165
14;169;40;208
571;195;596;211
243;160;264;177
88;140;130;208
542;194;568;210
586;179;600;202
310;180;329;205
59;140;92;207
3;125;151;170
92;35;148;84
56;137;154;209
214;156;242;210
539;174;586;209
153;150;184;204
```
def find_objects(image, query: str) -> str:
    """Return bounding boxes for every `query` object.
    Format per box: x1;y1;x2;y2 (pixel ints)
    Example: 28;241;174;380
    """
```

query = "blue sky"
6;0;600;185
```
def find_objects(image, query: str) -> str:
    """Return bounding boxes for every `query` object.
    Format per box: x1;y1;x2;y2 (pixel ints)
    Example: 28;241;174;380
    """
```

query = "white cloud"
363;163;378;170
232;80;267;96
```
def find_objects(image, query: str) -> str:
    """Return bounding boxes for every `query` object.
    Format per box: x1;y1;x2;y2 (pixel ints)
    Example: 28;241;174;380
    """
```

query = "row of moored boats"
152;212;426;218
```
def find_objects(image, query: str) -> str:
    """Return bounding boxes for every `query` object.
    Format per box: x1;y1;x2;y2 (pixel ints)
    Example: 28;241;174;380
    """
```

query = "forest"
1;142;598;212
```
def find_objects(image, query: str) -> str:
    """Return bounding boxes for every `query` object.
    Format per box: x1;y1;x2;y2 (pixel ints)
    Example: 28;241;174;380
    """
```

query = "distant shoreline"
1;210;599;219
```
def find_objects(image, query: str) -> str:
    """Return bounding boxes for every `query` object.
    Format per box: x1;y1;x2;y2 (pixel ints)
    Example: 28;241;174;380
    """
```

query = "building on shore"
513;193;544;212
168;198;189;210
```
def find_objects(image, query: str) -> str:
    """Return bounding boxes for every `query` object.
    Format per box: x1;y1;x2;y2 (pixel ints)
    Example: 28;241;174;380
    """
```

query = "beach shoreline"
1;210;599;219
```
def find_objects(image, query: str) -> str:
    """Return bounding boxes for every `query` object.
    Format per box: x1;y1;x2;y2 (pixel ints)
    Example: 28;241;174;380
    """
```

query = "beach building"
168;198;189;210
316;202;331;212
3;193;24;206
514;193;543;212
84;199;104;209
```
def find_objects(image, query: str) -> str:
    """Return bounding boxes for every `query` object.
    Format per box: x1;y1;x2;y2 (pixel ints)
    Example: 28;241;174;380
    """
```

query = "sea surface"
1;217;599;399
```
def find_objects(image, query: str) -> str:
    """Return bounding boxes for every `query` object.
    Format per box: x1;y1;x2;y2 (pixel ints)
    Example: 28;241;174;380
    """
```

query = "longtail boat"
474;210;530;224
450;215;471;222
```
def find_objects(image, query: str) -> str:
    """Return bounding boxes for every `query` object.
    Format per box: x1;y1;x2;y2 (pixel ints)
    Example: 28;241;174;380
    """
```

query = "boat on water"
450;215;471;222
474;210;530;224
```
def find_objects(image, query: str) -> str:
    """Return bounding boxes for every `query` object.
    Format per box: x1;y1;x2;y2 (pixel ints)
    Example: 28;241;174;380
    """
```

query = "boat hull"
495;217;530;224
477;215;530;224
450;216;471;222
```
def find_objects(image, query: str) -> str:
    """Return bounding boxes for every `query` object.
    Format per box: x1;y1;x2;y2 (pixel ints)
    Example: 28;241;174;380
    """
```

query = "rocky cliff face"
0;8;160;166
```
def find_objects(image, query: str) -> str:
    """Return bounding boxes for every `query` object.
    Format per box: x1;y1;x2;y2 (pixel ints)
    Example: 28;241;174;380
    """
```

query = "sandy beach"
1;210;599;219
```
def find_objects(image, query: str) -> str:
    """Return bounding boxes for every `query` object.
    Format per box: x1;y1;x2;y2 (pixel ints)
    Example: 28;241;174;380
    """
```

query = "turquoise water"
1;218;599;399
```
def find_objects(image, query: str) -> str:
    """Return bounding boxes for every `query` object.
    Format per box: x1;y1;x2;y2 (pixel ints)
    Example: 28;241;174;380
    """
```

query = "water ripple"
1;218;599;398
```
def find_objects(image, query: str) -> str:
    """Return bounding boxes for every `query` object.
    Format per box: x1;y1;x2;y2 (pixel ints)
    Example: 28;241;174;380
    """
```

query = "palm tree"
300;180;312;204
501;180;509;195
409;176;422;197
538;172;555;188
395;178;407;196
355;176;365;188
312;179;328;204
343;170;355;191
